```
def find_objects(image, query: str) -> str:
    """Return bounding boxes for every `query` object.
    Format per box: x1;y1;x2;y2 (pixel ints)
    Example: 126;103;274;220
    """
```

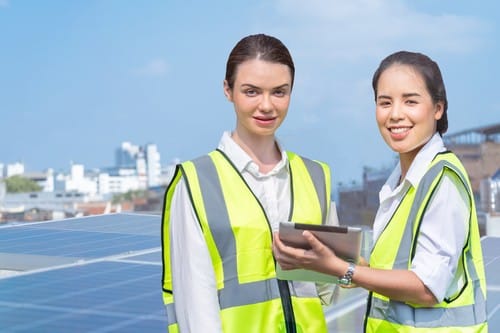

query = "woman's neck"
399;150;418;183
231;131;281;173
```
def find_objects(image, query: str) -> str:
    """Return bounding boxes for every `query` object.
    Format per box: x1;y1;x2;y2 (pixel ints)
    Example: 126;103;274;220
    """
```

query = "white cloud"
247;0;495;182
271;0;490;62
133;59;168;77
255;0;491;122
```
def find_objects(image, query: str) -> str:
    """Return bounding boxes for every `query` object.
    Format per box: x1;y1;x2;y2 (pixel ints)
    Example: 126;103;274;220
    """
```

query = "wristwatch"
338;262;356;286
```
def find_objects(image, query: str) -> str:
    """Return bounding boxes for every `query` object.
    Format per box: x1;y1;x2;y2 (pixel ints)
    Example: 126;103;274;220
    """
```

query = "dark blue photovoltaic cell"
1;214;499;332
0;261;167;332
482;236;500;331
0;214;160;259
27;213;161;236
0;228;156;257
487;291;500;330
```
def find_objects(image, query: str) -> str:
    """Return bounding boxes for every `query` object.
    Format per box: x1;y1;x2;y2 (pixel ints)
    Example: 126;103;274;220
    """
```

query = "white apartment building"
54;164;143;197
115;141;162;189
1;141;166;201
0;162;54;192
55;164;98;196
24;169;55;192
145;144;162;187
106;167;143;194
5;162;24;178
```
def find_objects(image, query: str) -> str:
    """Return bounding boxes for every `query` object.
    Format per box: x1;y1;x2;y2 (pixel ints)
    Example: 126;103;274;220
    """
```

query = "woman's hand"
272;230;347;277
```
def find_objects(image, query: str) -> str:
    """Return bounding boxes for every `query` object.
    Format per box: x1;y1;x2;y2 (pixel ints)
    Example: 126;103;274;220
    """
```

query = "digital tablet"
276;222;363;283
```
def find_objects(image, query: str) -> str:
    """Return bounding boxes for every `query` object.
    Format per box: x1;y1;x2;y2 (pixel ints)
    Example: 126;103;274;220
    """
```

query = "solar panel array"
481;236;500;330
0;213;499;332
0;213;167;332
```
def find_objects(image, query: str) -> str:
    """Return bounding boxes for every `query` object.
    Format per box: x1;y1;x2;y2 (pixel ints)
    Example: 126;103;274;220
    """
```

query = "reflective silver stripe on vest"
165;303;177;326
301;157;327;224
392;161;450;268
370;279;486;327
193;153;326;309
370;159;487;327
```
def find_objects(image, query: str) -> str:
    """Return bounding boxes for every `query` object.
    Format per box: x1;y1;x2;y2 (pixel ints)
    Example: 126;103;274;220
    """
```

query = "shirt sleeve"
410;173;470;302
170;178;223;332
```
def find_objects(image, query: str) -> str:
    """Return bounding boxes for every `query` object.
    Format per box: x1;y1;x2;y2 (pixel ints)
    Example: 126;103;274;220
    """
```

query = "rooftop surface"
0;213;498;332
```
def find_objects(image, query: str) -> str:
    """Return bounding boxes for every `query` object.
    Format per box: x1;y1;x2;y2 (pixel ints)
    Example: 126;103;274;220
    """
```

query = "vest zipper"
277;279;296;333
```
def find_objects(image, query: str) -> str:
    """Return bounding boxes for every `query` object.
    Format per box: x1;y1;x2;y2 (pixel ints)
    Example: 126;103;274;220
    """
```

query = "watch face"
339;263;355;286
339;277;350;285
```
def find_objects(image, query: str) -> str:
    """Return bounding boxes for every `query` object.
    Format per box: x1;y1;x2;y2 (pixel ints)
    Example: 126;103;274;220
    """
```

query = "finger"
272;232;279;257
277;260;295;270
272;233;288;260
302;230;329;254
273;232;287;250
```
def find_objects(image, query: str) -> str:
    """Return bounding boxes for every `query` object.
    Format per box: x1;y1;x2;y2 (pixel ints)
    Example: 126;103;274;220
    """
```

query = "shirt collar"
380;132;446;198
404;132;446;187
217;131;288;176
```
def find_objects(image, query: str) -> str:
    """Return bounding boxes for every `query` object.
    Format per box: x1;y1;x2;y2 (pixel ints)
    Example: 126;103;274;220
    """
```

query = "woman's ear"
434;101;444;120
223;80;232;101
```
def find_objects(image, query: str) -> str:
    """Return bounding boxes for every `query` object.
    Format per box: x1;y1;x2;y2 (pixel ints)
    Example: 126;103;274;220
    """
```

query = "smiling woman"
161;34;336;333
273;50;488;333
374;63;445;178
223;58;292;173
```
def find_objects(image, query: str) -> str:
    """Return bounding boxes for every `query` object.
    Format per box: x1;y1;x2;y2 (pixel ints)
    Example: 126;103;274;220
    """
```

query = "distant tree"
112;189;147;204
4;175;42;193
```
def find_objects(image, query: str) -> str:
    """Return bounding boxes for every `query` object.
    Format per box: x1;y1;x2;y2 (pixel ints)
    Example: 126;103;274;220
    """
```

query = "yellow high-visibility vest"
162;150;331;333
365;151;488;333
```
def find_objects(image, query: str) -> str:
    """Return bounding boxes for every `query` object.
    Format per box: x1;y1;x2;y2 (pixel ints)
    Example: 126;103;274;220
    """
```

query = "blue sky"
1;0;499;187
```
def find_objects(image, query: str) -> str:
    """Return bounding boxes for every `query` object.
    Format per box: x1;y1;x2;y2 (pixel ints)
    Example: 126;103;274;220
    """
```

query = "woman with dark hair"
274;50;488;332
161;34;335;332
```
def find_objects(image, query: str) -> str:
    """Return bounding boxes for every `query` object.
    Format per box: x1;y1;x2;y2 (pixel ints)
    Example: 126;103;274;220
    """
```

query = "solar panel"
0;213;166;332
482;236;500;330
0;213;160;262
0;213;499;332
8;213;160;235
0;261;166;332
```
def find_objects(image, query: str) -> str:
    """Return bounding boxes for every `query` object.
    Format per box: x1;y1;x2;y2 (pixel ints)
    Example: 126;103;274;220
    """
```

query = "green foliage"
112;189;147;204
4;175;42;193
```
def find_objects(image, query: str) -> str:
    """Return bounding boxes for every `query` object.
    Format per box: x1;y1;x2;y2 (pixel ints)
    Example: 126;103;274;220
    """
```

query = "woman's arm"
273;231;438;306
274;172;470;307
170;179;222;332
409;173;470;303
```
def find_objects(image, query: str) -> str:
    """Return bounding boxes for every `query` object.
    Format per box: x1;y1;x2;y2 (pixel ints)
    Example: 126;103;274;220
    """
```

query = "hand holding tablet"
275;222;363;283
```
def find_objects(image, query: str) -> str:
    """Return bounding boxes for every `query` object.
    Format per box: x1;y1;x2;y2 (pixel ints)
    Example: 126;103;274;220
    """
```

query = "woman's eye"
245;89;257;96
274;90;286;97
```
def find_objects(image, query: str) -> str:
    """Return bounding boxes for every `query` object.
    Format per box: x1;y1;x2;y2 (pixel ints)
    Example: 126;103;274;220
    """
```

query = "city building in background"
1;124;499;227
338;123;500;236
443;123;500;193
0;141;176;223
3;162;24;178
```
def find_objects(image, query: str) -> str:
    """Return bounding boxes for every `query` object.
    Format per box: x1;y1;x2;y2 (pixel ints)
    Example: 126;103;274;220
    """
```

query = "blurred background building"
338;123;500;236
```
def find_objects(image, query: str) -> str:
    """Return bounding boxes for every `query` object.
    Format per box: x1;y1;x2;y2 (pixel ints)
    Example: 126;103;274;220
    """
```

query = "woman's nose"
258;94;273;112
389;102;404;120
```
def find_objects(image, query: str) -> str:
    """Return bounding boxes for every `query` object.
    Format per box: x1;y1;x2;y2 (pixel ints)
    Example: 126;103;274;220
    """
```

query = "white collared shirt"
169;131;335;332
373;132;470;302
